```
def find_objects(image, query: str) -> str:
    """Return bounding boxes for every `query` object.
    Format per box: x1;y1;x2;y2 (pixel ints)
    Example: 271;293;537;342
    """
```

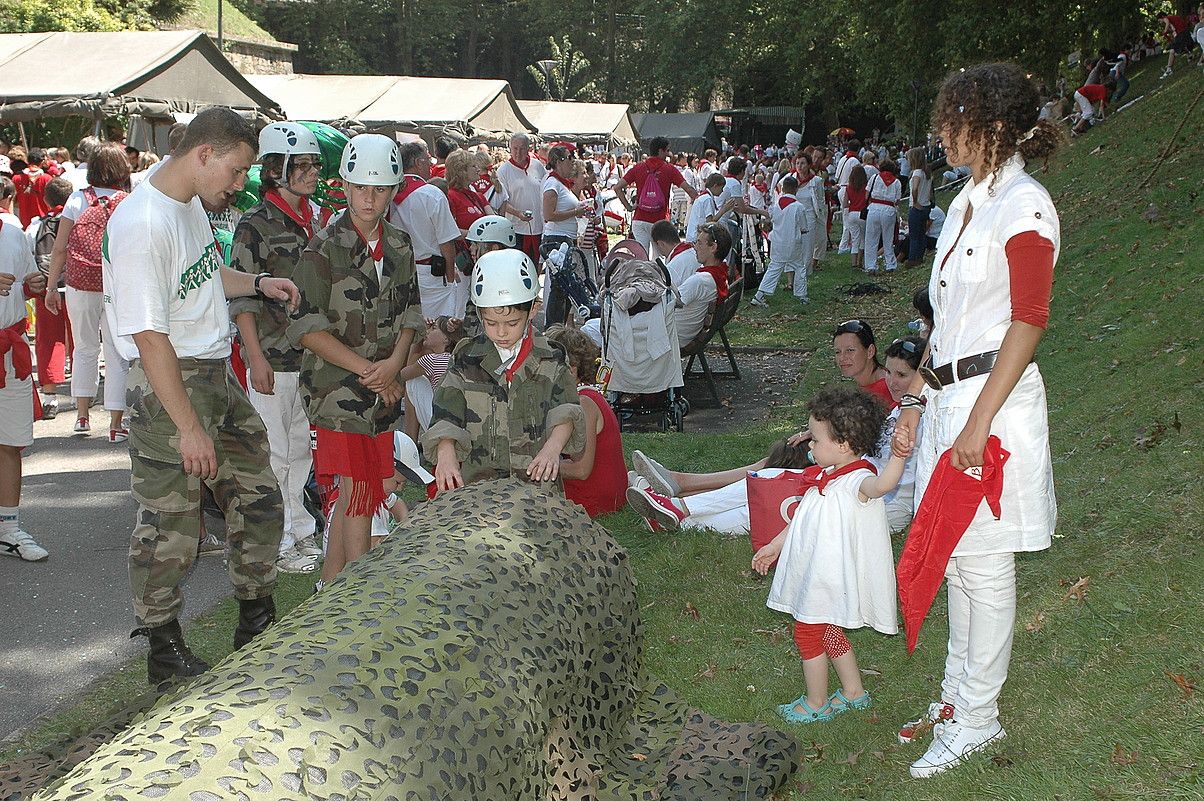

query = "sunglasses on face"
292;158;323;172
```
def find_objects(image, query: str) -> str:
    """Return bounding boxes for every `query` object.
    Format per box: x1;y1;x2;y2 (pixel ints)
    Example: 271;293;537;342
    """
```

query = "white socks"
0;506;18;535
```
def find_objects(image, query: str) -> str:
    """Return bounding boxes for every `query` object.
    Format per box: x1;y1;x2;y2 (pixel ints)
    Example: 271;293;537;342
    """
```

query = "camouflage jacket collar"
328;212;412;291
458;334;558;386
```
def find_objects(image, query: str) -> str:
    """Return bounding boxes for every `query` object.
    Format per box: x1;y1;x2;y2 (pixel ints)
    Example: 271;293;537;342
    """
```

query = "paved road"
0;405;233;742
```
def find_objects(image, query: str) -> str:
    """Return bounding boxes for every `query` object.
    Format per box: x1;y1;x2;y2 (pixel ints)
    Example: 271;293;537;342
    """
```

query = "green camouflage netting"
31;479;798;800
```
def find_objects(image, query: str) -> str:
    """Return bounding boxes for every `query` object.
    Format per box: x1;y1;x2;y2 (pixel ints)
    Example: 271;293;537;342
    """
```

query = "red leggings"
793;622;851;660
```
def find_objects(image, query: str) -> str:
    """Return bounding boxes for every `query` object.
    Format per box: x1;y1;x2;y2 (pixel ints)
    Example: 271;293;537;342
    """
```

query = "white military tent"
0;31;281;124
516;101;638;149
246;74;537;142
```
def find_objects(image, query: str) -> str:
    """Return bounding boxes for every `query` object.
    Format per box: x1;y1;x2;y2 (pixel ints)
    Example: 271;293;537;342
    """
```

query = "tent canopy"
247;74;537;141
631;112;721;154
516;101;638;148
0;31;281;123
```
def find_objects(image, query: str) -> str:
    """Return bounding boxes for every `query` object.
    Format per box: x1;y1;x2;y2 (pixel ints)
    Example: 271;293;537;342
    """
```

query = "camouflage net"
28;479;798;800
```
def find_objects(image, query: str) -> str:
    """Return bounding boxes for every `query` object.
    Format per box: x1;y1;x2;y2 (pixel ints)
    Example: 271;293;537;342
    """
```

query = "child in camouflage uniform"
229;122;325;574
288;134;423;584
425;249;584;490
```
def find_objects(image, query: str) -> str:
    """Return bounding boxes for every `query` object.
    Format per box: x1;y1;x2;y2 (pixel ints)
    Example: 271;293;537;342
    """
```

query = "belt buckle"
919;365;943;391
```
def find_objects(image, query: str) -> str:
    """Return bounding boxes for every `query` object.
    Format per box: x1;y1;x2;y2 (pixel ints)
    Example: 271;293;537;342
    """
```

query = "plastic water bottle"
907;318;926;333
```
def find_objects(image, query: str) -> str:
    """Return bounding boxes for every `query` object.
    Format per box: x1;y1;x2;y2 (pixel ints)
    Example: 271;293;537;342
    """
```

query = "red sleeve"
1006;231;1054;328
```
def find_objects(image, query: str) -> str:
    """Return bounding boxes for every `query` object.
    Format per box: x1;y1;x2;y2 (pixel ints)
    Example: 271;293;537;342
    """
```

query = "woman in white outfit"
861;159;901;273
893;62;1062;779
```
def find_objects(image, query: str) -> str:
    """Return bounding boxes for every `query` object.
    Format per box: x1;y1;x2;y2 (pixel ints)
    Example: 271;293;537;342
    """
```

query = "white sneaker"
294;535;322;558
1161;68;1172;79
627;470;651;491
0;529;49;562
275;546;318;574
909;720;1006;778
631;450;680;497
749;294;769;308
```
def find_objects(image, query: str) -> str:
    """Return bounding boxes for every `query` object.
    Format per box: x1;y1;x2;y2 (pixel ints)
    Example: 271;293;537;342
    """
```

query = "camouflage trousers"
127;358;283;627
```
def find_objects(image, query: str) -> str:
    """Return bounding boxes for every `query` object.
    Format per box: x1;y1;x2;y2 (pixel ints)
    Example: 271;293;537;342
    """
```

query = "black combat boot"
130;619;210;685
234;595;276;650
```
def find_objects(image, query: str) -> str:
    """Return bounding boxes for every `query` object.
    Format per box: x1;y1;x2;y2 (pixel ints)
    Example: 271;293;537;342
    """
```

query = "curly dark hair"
763;438;812;470
545;324;599;381
932;62;1062;190
808;386;886;457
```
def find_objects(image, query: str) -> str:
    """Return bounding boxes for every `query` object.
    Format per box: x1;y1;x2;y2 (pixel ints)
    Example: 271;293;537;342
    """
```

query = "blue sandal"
827;689;872;716
777;695;836;724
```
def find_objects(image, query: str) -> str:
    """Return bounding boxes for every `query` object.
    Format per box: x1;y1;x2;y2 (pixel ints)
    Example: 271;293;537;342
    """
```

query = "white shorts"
1073;91;1094;121
0;348;34;448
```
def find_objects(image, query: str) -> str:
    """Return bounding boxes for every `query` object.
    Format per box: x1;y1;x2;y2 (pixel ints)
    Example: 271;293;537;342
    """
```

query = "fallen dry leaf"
754;627;786;645
991;753;1014;768
630;752;647;762
683;602;701;621
1062;576;1090;603
1165;671;1196;699
695;662;717;680
868;711;881;725
1110;743;1138;766
1025;611;1047;633
839;748;864;765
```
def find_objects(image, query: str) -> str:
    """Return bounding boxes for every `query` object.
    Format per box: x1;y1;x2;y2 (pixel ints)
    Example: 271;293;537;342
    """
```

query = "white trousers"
758;258;803;299
247;370;315;550
66;286;129;411
681;479;749;535
845;214;866;255
405;375;434;433
418;270;467;320
941;551;1017;728
630;220;655;257
863;208;897;271
811;214;827;262
837;203;853;251
884;481;915;533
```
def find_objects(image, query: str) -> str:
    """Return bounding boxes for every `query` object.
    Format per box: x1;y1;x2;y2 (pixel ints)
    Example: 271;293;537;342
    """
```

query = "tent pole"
18;122;28;150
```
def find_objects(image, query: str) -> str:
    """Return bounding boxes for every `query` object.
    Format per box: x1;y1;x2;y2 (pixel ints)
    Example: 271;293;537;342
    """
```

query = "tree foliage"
527;36;598;101
0;0;192;33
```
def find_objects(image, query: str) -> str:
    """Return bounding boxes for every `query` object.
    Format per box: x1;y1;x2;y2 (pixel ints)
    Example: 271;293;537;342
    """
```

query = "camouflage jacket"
423;334;585;486
288;213;424;435
228;202;310;373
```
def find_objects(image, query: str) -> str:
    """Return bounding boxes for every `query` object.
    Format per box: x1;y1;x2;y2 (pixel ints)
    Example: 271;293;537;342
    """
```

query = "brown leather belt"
920;350;1000;390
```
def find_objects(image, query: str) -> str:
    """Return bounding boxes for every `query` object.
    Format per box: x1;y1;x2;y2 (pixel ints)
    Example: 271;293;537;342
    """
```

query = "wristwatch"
254;272;271;296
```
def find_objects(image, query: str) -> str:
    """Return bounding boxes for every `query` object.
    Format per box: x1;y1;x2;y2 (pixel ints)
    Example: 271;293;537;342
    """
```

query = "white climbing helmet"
339;134;402;186
470;249;539;308
257;122;321;160
465;214;517;248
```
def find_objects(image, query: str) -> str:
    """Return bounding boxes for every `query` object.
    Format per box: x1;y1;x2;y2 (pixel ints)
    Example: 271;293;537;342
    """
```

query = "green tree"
526;35;599;100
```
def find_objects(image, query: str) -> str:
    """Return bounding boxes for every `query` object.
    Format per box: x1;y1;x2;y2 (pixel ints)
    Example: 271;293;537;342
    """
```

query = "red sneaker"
625;486;685;531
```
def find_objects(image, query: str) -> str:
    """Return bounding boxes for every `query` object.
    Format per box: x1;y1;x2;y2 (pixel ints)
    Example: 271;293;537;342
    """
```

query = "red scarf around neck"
503;325;536;383
354;220;384;262
669;241;692;260
265;189;313;239
509;155;531;171
551;170;576;190
798;457;878;497
879;170;897;187
778;195;797;209
697;262;732;300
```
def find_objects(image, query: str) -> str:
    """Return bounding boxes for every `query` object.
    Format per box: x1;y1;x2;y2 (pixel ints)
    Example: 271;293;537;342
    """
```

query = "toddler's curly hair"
808;386;886;457
932;62;1062;190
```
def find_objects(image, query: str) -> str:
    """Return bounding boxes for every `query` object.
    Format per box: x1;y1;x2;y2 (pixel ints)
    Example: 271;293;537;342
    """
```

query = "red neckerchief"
0;319;33;389
778;195;797;209
845;149;857;158
393;175;426;206
669;241;692;260
503;325;535;383
551;171;576;190
799;458;878;497
697;262;731;300
265;189;313;239
754;180;768;192
509;155;531;171
879;170;897;187
355;221;384;262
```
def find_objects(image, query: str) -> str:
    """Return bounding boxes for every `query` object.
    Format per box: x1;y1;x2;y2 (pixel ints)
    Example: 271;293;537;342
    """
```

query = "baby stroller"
543;242;600;325
595;240;689;432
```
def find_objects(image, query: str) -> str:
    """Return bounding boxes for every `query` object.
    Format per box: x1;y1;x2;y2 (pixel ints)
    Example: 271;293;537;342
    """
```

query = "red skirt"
312;428;394;517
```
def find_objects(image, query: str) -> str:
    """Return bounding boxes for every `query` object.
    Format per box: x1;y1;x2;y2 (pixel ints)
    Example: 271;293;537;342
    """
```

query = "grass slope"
168;0;274;43
4;65;1201;800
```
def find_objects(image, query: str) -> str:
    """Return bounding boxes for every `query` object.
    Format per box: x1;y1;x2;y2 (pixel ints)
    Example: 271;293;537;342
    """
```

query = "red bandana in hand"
896;435;1009;653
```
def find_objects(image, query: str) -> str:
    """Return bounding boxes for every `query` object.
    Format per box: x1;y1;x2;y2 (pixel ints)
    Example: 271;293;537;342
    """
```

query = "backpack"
66;187;127;292
635;166;667;214
33;213;62;282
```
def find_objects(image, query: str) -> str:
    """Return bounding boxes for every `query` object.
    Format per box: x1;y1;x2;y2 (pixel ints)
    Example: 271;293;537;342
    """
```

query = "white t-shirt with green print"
103;181;233;362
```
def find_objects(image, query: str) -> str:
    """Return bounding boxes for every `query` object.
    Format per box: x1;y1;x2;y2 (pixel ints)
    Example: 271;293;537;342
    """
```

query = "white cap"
392;432;434;485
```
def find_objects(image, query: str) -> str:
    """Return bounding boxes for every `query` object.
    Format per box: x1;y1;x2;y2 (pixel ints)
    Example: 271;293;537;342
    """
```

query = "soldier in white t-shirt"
103;108;300;685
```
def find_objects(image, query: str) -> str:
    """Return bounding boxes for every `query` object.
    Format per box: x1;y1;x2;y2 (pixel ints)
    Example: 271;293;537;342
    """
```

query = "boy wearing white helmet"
423;249;584;491
229;121;324;573
288;133;424;584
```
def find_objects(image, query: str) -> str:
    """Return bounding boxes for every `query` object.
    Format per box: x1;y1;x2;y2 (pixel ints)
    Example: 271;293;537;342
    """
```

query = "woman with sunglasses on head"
832;318;893;407
892;63;1061;779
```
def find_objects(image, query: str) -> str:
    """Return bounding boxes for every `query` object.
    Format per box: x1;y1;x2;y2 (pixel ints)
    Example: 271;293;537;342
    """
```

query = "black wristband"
254;272;271;296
